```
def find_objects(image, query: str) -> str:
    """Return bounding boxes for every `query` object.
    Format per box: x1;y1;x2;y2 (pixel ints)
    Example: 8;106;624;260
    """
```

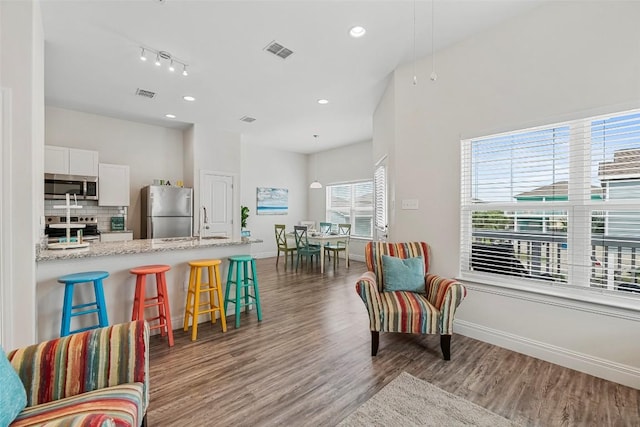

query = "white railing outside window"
461;109;640;297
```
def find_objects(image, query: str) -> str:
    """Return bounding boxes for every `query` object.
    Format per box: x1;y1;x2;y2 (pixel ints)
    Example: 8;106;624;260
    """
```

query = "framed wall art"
256;187;288;215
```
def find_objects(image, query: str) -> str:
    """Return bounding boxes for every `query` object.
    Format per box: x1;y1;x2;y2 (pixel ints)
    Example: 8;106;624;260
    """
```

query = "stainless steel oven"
45;216;100;243
44;174;98;200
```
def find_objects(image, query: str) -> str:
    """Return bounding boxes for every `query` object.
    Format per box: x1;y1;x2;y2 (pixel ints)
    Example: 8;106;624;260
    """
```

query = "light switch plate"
401;199;419;210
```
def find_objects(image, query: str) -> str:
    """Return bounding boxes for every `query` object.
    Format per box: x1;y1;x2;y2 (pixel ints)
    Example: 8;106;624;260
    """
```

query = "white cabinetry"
45;145;99;176
100;232;133;243
98;163;130;206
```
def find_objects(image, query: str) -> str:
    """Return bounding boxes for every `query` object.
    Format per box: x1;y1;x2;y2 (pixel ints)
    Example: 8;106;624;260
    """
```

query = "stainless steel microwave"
44;174;98;200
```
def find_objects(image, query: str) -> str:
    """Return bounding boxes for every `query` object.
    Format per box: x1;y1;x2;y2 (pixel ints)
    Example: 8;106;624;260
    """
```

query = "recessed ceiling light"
183;95;195;102
165;114;176;119
349;26;366;38
317;99;329;105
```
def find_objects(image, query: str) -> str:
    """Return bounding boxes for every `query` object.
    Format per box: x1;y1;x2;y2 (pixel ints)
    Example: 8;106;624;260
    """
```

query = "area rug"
338;372;520;427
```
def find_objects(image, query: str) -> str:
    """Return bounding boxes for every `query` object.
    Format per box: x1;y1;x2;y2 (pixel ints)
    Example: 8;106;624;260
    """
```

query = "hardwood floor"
148;257;640;426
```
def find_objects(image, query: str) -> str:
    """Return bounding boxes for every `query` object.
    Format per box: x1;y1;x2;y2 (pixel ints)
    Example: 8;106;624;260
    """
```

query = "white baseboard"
455;319;640;389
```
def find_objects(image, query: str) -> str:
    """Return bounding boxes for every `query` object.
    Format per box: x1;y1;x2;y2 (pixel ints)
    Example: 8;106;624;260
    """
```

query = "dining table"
288;231;350;273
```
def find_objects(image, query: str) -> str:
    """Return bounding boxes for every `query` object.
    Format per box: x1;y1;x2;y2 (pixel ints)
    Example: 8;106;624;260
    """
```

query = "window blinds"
326;181;374;238
374;164;387;234
461;110;640;295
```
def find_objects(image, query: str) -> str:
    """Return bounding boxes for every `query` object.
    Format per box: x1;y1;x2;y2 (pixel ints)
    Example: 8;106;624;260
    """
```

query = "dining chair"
319;222;334;259
299;220;316;231
319;222;333;234
293;225;321;272
275;224;296;270
324;223;351;268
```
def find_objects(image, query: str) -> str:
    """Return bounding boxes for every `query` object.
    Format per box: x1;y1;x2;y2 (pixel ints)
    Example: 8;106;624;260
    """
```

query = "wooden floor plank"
148;257;640;426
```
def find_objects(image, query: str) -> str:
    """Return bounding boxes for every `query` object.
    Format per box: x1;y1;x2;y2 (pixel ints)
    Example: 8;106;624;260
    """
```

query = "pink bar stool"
129;264;174;347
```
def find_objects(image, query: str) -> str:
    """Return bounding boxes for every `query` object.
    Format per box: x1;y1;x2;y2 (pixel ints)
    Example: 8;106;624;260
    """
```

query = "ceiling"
40;0;543;154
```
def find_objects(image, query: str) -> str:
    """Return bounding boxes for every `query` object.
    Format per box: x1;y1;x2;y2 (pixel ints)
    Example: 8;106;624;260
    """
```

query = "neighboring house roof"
515;181;604;200
598;148;640;181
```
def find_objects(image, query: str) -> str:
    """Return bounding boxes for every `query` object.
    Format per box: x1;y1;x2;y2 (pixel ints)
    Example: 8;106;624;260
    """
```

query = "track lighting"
139;46;189;77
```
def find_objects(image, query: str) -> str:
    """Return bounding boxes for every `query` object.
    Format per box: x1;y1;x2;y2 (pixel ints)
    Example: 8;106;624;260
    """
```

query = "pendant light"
310;135;322;189
310;180;322;189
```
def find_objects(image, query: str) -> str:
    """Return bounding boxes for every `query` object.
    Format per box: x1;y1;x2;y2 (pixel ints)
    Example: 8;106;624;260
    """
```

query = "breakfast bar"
36;237;262;341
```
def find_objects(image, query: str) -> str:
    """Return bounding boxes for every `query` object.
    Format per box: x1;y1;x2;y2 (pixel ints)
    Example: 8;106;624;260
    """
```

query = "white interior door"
200;171;233;237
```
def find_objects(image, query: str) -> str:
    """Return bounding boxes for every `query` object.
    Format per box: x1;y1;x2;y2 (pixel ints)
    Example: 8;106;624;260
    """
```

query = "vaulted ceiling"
41;0;543;153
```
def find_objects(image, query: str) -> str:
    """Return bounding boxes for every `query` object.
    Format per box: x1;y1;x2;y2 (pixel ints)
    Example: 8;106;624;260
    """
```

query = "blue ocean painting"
256;187;288;215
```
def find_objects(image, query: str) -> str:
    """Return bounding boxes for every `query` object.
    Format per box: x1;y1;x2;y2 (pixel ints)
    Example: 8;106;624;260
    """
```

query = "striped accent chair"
355;242;466;360
7;320;149;427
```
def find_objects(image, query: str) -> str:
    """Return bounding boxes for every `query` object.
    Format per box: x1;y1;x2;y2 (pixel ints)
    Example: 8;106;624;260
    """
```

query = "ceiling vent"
240;115;256;123
135;88;156;99
263;41;294;60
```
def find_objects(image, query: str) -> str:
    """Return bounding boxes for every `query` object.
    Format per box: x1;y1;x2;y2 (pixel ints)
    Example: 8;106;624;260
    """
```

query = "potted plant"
241;205;250;239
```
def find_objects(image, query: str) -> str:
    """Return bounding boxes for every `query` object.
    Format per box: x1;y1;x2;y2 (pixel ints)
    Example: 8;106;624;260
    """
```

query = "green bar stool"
224;255;262;328
58;271;109;337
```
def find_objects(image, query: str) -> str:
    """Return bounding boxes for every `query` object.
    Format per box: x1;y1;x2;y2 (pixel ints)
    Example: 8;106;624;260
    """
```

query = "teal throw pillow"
381;255;425;293
0;345;27;425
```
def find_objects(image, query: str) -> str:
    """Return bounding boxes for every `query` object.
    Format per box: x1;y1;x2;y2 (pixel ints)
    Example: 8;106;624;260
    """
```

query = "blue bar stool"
224;255;262;328
58;271;109;336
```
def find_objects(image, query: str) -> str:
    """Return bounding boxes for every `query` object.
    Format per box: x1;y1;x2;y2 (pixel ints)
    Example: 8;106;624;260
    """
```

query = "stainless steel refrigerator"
141;185;193;239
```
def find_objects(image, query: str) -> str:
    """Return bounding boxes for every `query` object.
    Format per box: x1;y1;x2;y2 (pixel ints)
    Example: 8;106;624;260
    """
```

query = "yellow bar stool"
183;259;227;341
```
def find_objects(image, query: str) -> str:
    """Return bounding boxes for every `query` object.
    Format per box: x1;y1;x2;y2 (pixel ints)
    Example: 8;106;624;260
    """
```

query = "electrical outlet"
401;199;419;210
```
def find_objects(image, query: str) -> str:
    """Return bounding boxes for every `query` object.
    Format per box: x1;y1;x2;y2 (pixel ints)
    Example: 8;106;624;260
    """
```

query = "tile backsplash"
44;200;127;232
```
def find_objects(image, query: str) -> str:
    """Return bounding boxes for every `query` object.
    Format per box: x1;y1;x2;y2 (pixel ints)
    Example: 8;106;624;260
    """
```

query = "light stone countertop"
36;236;262;262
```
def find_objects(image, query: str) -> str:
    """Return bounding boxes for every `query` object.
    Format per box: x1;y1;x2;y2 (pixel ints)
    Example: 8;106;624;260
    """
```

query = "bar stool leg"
155;272;167;337
207;265;216;325
251;260;262;321
215;264;227;332
191;267;202;341
132;275;142;320
235;261;242;329
61;283;74;337
93;278;109;327
156;273;167;337
184;266;195;332
224;262;233;315
136;275;147;322
243;260;250;312
158;271;174;346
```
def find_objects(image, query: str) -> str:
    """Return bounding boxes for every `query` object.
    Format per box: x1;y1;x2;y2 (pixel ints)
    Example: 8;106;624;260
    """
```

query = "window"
461;110;640;296
326;181;373;238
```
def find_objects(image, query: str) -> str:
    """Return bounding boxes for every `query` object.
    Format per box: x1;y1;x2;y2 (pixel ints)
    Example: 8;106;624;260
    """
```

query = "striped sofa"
355;242;466;360
7;321;149;427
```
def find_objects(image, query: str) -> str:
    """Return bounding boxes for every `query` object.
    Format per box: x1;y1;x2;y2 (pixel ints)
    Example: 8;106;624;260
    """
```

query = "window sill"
459;272;640;318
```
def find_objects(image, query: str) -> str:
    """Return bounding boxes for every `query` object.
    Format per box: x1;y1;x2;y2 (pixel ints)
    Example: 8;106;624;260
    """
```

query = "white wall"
240;140;374;260
240;143;307;258
308;140;374;260
0;0;44;348
375;1;640;388
45;106;184;238
188;123;241;239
